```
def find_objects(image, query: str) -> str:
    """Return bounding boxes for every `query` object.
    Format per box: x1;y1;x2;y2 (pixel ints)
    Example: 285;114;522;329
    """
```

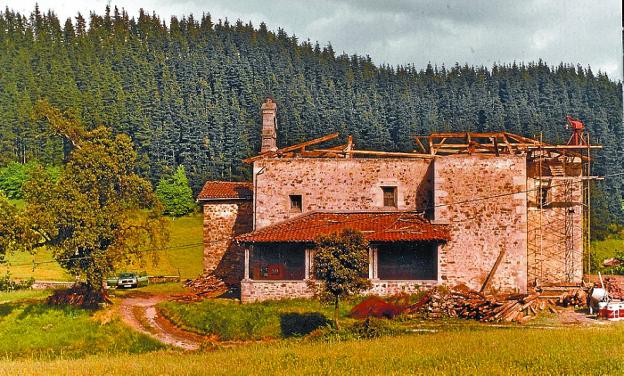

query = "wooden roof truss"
242;131;601;164
414;132;601;161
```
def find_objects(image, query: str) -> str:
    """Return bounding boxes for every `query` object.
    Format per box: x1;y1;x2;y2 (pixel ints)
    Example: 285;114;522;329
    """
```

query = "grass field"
591;238;624;270
0;290;164;360
1;323;624;375
158;298;355;340
1;213;204;281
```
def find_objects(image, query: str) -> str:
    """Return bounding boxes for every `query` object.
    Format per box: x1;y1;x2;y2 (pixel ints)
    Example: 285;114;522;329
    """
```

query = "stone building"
199;99;595;303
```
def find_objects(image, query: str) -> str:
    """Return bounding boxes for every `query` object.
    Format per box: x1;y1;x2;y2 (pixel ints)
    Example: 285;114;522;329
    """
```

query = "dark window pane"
382;187;396;207
250;244;306;280
378;243;437;280
290;195;302;212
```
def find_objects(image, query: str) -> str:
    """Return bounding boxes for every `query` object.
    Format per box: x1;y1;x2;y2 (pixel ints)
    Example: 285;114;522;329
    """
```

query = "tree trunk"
334;295;340;330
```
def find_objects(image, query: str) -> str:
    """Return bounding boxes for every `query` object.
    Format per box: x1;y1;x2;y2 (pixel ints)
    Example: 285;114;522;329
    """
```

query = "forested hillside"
0;6;622;222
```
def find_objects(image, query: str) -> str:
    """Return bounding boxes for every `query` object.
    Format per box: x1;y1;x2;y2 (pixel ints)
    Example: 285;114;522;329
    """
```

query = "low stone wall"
241;279;439;303
148;275;180;284
31;281;75;290
366;280;437;296
241;280;315;303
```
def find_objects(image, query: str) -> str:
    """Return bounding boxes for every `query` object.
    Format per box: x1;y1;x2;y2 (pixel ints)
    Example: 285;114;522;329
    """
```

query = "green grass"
143;213;204;279
1;324;624;375
1;213;204;282
158;298;360;340
0;290;165;360
591;238;624;269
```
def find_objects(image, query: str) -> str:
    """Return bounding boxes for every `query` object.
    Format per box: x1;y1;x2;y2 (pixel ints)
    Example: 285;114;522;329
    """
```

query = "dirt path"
118;293;208;350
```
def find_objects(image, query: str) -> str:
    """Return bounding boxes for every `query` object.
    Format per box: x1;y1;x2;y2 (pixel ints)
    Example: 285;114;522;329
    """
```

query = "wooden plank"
527;145;603;150
501;133;514;154
313;149;435;159
242;132;340;163
429;132;505;138
480;246;507;293
414;137;427;153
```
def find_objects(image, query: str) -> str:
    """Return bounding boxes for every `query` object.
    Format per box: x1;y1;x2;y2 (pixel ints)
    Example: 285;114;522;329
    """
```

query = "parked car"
106;272;149;289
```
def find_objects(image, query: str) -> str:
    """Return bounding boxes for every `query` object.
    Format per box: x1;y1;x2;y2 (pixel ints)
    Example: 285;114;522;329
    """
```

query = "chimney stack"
260;98;277;153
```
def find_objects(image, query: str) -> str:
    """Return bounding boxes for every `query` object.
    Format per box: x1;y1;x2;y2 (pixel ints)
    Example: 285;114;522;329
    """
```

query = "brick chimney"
260;98;277;153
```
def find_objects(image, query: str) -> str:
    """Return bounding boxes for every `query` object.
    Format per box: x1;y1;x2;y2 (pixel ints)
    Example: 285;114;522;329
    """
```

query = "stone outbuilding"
199;99;597;303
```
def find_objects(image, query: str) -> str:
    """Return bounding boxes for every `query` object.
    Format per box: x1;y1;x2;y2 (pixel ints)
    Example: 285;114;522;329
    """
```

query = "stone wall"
434;155;528;293
241;280;315;302
203;199;253;285
253;158;433;229
241;279;438;303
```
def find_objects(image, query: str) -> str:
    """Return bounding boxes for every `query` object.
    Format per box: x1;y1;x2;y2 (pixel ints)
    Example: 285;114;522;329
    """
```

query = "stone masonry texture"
434;155;528;294
253;158;433;229
203;153;584;302
203;200;253;285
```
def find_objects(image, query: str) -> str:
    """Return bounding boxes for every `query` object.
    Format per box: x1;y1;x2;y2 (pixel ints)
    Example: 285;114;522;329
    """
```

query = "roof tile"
197;181;253;200
237;211;450;243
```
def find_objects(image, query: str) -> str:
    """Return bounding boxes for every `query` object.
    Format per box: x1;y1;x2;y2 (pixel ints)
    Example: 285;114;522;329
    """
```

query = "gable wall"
253;158;434;229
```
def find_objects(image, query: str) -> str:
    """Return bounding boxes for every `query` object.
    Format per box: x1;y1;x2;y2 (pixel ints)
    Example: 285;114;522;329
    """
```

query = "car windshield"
119;273;135;278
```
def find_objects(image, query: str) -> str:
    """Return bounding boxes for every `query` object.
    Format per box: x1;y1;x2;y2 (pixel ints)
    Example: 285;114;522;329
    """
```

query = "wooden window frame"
289;194;303;213
382;186;397;208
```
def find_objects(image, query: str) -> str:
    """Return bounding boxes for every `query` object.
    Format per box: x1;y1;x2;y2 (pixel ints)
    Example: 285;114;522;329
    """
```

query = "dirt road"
118;293;208;350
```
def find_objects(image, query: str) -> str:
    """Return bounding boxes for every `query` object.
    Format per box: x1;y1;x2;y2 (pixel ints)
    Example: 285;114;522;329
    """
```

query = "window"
250;245;306;280
382;186;397;207
290;194;303;213
539;187;551;207
377;243;437;280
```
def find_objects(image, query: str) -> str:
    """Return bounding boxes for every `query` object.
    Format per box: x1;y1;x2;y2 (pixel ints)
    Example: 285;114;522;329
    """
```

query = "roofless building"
198;98;601;302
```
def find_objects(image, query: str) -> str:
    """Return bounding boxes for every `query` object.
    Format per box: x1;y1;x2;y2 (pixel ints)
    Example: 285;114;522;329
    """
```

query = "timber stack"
408;286;587;323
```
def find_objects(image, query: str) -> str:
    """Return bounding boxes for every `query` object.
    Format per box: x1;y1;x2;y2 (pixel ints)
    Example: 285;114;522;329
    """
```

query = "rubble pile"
407;286;588;323
599;277;624;300
349;296;404;319
47;283;112;308
183;274;228;297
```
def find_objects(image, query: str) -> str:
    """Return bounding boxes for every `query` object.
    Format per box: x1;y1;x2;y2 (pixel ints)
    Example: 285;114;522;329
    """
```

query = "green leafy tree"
156;165;196;217
0;162;60;200
0;162;32;199
0;100;168;302
312;229;371;329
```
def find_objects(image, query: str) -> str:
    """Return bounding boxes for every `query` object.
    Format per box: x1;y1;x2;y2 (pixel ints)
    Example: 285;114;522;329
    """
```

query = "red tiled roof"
197;181;253;200
237;211;450;243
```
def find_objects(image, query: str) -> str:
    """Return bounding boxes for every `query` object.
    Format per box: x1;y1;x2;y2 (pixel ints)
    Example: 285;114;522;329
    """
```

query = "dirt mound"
47;283;112;309
349;296;404;319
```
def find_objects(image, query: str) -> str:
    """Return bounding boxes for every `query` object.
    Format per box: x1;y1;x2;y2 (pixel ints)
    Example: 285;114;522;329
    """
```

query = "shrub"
0;162;60;199
0;272;34;292
155;165;196;216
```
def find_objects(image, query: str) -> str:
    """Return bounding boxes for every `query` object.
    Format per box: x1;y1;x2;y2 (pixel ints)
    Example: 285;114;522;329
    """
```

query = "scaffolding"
526;122;601;286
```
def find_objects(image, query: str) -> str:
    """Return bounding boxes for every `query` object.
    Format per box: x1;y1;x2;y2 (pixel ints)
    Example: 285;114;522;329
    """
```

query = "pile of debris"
599;277;624;300
183;274;228;297
406;285;587;323
47;283;112;308
350;296;404;319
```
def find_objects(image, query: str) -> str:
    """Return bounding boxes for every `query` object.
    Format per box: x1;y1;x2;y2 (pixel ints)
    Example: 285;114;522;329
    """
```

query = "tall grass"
1;324;624;375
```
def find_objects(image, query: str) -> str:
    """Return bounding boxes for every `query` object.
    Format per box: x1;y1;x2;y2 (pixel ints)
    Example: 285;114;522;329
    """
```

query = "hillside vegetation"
1;212;203;281
0;6;622;224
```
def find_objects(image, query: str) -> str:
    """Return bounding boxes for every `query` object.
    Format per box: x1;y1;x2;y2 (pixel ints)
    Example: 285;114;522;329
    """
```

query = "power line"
5;171;622;268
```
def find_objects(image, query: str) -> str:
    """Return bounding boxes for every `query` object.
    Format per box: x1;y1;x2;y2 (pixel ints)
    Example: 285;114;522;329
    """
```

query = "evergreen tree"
156;165;196;216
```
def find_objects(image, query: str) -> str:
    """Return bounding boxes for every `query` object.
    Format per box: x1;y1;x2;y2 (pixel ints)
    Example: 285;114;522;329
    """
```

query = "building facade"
199;99;590;303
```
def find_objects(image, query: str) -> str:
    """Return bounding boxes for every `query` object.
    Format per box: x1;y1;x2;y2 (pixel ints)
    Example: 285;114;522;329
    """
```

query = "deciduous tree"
312;229;371;329
0;100;168;303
